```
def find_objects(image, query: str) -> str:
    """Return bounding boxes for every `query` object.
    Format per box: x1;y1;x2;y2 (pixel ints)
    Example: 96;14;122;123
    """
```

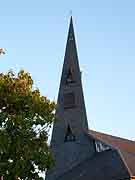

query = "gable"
89;129;135;176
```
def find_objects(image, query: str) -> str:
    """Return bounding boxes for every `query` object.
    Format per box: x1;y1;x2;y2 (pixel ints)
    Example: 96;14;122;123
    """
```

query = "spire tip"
69;10;73;17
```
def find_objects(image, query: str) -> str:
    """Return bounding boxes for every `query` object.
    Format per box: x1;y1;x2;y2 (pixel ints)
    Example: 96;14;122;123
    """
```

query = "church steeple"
46;17;95;180
46;17;129;180
51;16;88;146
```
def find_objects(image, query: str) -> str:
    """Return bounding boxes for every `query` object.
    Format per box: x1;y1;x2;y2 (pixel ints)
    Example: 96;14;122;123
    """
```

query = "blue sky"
1;0;135;140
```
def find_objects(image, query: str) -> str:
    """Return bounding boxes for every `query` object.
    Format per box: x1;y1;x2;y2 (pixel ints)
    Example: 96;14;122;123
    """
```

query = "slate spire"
51;16;88;147
46;17;93;180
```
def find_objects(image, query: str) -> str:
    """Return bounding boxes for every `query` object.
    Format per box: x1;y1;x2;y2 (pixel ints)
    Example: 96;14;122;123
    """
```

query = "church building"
46;17;135;180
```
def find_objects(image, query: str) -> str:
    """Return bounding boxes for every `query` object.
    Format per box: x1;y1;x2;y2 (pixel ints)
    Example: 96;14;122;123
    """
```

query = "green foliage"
0;70;55;180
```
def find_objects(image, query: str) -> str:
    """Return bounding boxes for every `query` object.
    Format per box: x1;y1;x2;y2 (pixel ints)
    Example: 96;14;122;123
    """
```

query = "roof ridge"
89;129;135;143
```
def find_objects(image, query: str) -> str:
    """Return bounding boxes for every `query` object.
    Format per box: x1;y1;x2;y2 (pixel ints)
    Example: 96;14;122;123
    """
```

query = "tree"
0;70;55;180
0;48;6;55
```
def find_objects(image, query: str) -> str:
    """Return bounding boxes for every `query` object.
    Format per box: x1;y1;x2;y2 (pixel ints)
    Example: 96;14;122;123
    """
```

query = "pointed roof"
50;16;88;146
66;16;77;47
46;17;90;180
67;16;74;40
61;16;81;85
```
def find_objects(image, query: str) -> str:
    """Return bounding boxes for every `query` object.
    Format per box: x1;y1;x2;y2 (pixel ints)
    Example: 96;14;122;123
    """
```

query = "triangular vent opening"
64;125;75;142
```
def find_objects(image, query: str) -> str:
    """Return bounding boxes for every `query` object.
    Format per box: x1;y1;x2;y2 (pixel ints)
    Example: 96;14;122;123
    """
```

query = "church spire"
61;16;81;86
46;17;94;180
51;16;88;147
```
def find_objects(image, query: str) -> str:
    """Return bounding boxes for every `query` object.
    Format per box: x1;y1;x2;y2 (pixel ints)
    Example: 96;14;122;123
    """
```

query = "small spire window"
66;69;74;84
64;125;75;142
69;34;73;41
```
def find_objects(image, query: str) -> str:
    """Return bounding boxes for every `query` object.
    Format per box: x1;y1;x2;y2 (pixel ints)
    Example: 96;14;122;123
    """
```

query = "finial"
69;10;73;17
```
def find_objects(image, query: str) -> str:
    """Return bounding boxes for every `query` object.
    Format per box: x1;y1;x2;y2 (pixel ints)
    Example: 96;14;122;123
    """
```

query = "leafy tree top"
0;70;55;180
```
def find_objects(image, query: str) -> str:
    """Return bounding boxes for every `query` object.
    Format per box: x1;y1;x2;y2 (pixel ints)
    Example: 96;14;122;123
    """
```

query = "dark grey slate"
56;149;130;180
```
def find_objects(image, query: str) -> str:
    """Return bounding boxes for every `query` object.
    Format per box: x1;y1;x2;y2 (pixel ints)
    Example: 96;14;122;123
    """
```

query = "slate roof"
57;148;130;180
89;130;135;177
